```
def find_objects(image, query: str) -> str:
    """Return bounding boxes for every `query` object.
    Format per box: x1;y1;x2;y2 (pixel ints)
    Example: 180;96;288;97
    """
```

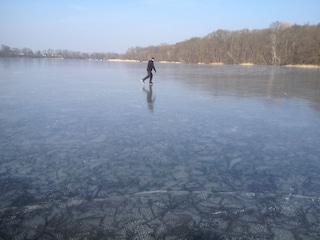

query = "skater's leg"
149;72;153;83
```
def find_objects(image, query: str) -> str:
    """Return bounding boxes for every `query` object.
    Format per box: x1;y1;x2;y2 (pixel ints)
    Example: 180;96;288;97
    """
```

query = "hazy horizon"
1;0;320;53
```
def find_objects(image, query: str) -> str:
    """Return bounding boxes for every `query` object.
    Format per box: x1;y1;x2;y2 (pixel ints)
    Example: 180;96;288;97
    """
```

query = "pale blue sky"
1;0;319;53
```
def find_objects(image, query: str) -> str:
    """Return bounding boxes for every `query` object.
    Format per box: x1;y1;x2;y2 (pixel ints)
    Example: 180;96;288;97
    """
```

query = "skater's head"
151;57;154;61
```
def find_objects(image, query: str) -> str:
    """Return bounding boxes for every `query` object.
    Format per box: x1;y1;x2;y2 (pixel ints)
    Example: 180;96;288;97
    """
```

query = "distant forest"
0;45;119;61
1;22;320;66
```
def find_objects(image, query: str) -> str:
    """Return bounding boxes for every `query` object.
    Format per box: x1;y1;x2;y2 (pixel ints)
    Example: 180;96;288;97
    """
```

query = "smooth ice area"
1;58;320;239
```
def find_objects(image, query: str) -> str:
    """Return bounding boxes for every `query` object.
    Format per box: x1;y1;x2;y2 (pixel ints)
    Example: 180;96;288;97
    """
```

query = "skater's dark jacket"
147;60;156;72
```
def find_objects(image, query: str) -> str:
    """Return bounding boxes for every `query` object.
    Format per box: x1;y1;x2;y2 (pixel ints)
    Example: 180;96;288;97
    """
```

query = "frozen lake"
0;58;320;239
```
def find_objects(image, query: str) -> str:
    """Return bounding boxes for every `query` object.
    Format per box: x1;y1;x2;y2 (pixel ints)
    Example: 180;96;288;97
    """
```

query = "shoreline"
2;57;317;69
107;59;319;69
107;59;140;63
283;64;319;69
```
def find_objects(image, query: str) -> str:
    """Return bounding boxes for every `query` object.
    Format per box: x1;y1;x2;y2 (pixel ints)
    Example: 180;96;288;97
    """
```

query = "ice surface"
0;58;320;239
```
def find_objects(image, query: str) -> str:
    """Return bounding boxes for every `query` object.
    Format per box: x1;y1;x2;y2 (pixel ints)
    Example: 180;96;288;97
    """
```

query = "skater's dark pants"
143;70;153;82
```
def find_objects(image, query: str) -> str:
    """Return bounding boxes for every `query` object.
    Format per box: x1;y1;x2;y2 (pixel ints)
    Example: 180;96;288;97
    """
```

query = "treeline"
0;45;119;60
123;22;320;65
1;22;319;65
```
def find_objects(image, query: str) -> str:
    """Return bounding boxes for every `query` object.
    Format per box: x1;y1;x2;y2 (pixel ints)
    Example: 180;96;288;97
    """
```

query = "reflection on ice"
142;85;156;113
0;58;320;239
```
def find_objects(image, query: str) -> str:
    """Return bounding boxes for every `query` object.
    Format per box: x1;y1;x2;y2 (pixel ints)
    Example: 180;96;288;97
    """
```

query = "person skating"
141;57;156;85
